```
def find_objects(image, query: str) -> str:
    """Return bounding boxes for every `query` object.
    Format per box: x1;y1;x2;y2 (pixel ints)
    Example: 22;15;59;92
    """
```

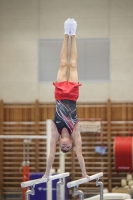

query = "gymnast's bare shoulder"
72;123;81;138
71;123;82;146
51;121;60;142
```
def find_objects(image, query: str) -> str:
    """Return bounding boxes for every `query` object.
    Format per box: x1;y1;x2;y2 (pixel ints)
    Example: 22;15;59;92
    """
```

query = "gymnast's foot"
64;18;71;35
70;18;77;36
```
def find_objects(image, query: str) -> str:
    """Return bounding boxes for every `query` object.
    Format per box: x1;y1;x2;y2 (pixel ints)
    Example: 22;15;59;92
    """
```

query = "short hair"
61;143;74;154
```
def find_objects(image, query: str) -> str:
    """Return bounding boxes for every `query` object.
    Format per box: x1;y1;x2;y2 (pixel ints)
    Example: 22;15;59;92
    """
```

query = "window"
38;38;110;82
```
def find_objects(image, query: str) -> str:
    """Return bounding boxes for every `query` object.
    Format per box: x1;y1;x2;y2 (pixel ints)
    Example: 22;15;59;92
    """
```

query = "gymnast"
43;18;89;179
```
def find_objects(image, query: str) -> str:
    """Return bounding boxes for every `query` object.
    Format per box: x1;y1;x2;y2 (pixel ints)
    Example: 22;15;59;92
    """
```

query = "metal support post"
73;185;84;200
96;178;103;200
25;187;35;200
56;178;64;200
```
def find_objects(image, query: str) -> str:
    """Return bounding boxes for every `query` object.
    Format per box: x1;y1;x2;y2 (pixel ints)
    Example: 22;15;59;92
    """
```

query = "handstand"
43;18;89;179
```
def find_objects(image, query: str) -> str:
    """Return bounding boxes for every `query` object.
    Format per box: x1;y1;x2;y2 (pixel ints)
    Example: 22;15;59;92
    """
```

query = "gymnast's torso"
53;99;78;135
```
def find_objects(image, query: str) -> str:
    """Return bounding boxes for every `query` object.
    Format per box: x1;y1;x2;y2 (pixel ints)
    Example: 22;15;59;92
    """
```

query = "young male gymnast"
43;18;89;179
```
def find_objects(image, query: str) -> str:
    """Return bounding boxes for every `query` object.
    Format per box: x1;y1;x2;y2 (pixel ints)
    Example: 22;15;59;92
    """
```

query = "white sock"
64;18;70;35
70;19;77;36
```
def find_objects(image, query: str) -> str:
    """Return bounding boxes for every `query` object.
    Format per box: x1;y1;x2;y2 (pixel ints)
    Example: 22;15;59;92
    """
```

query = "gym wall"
0;0;133;102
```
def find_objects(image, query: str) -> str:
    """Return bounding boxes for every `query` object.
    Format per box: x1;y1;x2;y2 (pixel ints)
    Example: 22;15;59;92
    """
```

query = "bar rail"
21;172;70;188
67;172;103;188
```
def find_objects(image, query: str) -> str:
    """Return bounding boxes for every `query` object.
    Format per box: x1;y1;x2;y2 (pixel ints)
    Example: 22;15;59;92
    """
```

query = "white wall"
0;0;133;102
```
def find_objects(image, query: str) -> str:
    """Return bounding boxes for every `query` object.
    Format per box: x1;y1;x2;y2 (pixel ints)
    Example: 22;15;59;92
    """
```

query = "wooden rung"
4;177;22;180
3;192;21;194
3;121;35;125
3;186;21;189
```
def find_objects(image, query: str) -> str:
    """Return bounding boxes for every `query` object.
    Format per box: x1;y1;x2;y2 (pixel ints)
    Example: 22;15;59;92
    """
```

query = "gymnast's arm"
43;122;58;177
74;123;89;178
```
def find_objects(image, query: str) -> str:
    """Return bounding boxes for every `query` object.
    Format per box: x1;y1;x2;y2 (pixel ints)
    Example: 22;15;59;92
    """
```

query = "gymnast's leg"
68;19;78;83
56;19;70;83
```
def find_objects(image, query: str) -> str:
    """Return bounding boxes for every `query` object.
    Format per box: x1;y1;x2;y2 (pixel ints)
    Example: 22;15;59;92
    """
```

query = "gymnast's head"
59;130;74;153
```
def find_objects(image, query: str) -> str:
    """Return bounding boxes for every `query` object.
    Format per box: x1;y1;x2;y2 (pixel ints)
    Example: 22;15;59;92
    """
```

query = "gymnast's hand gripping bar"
67;172;103;188
21;172;70;188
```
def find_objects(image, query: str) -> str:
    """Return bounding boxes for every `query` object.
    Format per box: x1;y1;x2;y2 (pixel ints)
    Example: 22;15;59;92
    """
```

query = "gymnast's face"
59;137;73;152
